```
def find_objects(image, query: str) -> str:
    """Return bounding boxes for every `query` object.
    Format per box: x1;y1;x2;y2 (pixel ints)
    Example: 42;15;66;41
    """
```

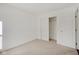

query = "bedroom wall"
38;7;76;48
0;4;39;49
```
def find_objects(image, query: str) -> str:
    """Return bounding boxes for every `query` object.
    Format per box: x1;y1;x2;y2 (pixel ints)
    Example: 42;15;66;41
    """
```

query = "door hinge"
76;42;77;46
75;15;77;18
75;29;77;32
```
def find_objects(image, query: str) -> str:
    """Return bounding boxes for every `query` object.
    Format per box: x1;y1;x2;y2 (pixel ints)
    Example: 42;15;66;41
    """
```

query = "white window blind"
0;21;2;49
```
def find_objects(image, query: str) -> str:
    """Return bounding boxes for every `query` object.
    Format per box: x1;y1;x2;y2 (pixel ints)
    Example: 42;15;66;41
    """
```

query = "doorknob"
0;35;2;36
60;30;63;32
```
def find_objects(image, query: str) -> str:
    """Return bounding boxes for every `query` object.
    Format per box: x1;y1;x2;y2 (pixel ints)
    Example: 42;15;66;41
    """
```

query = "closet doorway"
49;17;57;43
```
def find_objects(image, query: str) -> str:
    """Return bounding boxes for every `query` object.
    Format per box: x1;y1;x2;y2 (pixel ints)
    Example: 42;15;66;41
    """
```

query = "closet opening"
49;17;57;43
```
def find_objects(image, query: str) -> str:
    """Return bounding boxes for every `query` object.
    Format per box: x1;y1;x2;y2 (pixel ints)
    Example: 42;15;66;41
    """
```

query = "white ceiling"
8;3;77;15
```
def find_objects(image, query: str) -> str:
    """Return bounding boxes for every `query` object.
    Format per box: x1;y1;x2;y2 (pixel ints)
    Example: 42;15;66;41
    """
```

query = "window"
0;21;2;49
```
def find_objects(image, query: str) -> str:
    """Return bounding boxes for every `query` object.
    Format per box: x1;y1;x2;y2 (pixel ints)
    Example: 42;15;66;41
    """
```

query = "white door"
77;8;79;49
57;8;75;48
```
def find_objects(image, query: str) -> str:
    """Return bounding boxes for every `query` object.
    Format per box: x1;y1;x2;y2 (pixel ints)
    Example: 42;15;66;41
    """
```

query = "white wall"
0;4;39;49
38;7;76;48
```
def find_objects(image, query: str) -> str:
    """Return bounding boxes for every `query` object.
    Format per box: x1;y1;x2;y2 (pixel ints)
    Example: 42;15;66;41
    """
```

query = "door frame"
48;16;57;42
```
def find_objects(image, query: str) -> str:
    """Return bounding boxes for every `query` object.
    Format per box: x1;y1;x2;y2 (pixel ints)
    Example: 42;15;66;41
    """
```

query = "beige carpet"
1;39;78;55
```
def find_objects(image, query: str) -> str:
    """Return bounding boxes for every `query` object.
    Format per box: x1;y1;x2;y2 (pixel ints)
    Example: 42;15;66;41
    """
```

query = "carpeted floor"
1;39;78;55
